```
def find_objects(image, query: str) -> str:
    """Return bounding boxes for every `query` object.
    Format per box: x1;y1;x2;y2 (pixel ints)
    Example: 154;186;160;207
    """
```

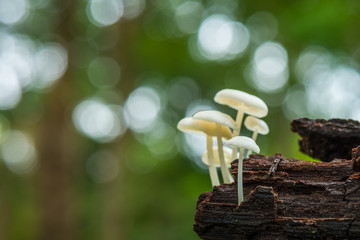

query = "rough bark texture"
194;118;360;239
352;146;360;172
194;154;360;239
291;118;360;162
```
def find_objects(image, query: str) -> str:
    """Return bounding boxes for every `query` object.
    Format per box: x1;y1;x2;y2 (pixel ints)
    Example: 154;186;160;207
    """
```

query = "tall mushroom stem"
226;136;260;204
206;135;220;186
246;129;259;158
216;125;233;183
231;109;244;160
238;147;245;204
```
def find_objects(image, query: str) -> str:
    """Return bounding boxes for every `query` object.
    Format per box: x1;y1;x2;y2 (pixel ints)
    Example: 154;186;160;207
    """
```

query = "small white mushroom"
201;147;234;167
214;89;268;159
244;116;269;157
193;110;236;184
177;117;232;186
226;136;260;205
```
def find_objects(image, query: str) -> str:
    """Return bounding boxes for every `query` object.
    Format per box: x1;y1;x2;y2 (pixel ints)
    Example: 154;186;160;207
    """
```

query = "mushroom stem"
231;109;244;160
238;147;245;204
246;129;259;158
206;135;220;186
216;125;234;184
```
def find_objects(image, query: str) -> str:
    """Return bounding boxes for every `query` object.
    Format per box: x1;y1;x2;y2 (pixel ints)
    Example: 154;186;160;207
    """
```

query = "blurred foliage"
0;0;360;239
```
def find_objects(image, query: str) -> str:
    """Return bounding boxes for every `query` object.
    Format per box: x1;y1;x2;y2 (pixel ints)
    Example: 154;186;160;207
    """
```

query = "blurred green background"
1;0;360;239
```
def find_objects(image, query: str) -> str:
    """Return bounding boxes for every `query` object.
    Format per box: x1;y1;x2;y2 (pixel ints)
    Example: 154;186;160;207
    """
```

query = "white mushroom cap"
177;117;232;139
192;110;236;129
201;147;235;167
226;136;260;153
214;89;268;118
244;116;269;135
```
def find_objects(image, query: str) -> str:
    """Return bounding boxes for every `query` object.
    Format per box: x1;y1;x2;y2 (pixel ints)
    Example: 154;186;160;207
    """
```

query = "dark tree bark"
291;118;360;162
194;118;360;239
352;146;360;172
194;154;360;239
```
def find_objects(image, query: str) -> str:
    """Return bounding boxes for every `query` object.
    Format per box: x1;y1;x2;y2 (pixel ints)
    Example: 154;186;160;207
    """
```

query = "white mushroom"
177;117;232;186
193;110;236;184
226;136;260;205
201;147;234;167
244;116;269;157
214;89;268;159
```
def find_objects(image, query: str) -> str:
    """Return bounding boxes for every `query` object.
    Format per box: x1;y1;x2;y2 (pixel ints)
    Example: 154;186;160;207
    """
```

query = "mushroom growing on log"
194;154;359;239
177;117;233;186
244;116;269;157
193;110;236;184
226;136;260;204
193;118;360;239
214;89;268;160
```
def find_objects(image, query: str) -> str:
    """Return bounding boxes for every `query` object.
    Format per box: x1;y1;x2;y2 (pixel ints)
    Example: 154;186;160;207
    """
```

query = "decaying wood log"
194;118;360;239
291;118;360;162
194;154;360;239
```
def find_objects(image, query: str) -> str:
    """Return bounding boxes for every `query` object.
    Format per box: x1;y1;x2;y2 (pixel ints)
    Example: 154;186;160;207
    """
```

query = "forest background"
1;0;360;239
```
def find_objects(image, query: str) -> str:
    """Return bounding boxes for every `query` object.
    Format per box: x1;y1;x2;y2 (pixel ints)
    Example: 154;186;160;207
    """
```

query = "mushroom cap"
192;110;236;129
214;89;268;118
201;147;235;167
177;117;232;139
226;136;260;153
244;116;269;135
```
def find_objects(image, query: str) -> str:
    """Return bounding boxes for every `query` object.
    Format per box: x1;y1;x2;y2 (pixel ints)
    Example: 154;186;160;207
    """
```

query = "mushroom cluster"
177;89;269;205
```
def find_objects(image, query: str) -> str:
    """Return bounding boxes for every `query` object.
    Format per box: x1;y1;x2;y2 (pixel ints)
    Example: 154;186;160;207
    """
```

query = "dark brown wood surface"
291;118;360;162
194;154;360;239
194;118;360;239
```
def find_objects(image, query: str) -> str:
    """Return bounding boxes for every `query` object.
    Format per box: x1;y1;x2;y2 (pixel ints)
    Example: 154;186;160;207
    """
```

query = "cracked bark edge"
291;118;360;162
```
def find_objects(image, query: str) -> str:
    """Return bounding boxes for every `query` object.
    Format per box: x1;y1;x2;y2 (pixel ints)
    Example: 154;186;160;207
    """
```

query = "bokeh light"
0;34;36;90
0;31;67;109
305;65;360;118
34;43;68;89
0;130;37;174
182;133;207;167
284;46;360;120
0;0;28;25
87;0;124;27
0;33;67;92
0;32;39;109
124;86;162;133
249;41;288;93
196;14;250;61
72;99;127;142
0;64;22;110
295;46;332;84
